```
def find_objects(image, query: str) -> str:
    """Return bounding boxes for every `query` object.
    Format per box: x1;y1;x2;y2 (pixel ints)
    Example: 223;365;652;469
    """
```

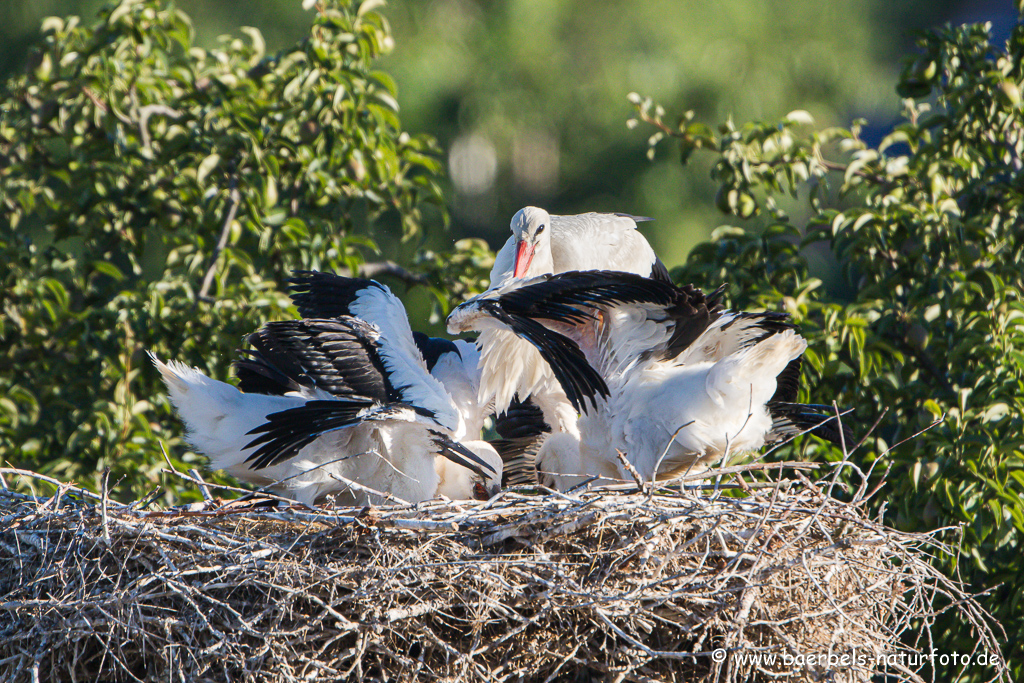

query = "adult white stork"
153;277;501;506
449;270;850;490
481;206;670;438
489;206;669;286
287;270;558;489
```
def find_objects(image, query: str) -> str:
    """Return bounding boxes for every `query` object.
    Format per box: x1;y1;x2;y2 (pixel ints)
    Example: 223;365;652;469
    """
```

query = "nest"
0;464;1009;683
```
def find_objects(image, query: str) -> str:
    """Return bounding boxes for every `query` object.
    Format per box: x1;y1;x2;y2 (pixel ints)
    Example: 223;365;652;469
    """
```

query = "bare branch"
341;260;430;287
198;180;241;302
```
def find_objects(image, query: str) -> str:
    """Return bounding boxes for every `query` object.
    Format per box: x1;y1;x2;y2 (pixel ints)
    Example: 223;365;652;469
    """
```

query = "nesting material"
0;467;1009;683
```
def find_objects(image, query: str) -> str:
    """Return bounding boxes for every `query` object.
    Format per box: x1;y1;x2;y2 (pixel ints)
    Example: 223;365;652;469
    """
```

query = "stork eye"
473;482;489;501
535;224;546;235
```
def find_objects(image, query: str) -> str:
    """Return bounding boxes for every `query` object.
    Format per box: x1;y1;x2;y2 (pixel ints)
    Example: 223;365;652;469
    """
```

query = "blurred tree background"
4;0;1015;270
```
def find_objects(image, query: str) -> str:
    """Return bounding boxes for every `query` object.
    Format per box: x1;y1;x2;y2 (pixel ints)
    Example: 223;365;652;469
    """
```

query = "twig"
653;420;694;480
129;486;163;512
188;469;214;503
158;468;299;508
343;261;430;287
198;179;241;302
672;460;820;482
0;468;125;507
615;450;645;489
100;467;111;544
0;464;1010;683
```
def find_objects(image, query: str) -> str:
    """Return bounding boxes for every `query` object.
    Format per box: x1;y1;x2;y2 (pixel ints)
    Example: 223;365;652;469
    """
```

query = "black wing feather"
661;282;727;360
650;257;673;283
767;401;855;448
234;349;306;396
287;271;384;320
235;318;397;402
497;270;727;363
497;271;680;325
413;331;461;372
495;395;550;440
483;301;609;414
492;435;544;487
770;357;803;404
243;398;377;470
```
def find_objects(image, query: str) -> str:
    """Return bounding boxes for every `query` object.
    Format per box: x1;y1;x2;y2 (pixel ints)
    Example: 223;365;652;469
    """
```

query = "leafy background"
1;0;1022;680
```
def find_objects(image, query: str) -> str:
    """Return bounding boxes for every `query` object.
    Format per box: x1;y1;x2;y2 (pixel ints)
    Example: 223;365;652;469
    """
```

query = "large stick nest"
0;467;1009;683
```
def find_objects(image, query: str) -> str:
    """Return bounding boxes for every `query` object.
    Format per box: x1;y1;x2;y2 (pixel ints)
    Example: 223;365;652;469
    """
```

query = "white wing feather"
348;283;461;433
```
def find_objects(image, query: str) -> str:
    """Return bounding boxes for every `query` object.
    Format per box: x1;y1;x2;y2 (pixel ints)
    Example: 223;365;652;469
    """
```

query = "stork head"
435;440;503;501
510;206;554;278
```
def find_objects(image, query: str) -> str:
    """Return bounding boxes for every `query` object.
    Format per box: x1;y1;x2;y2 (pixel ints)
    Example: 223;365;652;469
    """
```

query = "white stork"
489;206;668;286
285;270;496;445
481;206;670;440
448;270;849;490
153;276;501;506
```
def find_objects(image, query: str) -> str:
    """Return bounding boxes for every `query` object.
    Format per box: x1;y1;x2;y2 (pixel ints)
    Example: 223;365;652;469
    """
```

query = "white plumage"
423;338;495;441
153;274;502;505
479;206;668;437
449;271;845;491
489;207;664;285
413;334;504;500
561;322;807;489
153;354;445;505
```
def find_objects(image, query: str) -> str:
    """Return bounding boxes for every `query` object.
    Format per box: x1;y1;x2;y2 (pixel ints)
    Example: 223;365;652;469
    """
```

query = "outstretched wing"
460;270;725;373
288;272;458;424
471;300;609;413
287;271;382;320
450;271;725;413
241;397;495;479
497;271;725;365
492;270;681;324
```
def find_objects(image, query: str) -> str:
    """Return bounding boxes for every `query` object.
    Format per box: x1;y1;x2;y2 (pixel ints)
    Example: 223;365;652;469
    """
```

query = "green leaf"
91;261;125;281
196;153;221;187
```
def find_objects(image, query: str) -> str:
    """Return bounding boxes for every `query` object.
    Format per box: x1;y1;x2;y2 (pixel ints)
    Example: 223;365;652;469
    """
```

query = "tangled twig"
0;466;1009;683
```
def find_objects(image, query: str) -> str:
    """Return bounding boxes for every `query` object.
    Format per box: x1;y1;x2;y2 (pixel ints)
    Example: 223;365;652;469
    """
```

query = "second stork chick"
449;270;849;490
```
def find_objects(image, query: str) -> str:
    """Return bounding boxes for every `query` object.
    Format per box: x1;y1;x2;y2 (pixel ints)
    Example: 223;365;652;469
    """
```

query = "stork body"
489;207;666;286
153;356;373;505
154;353;456;505
154;276;501;505
449;271;846;490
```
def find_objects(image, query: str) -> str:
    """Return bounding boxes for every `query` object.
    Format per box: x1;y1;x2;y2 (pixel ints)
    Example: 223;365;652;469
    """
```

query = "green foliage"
416;237;495;319
0;0;448;502
634;16;1024;680
0;0;960;269
379;0;903;263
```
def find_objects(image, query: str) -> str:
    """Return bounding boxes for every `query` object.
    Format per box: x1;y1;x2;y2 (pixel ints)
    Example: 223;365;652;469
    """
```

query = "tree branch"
345;260;429;287
198;179;241;302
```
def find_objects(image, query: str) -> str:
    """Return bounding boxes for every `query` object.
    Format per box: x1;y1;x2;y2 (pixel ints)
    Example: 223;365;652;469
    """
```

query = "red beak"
513;241;535;278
